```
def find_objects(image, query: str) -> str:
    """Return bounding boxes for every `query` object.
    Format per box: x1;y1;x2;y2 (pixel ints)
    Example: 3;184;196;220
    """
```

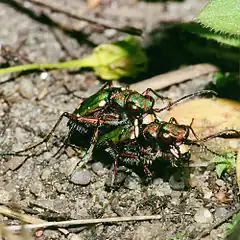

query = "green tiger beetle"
66;89;218;174
0;84;223;181
86;117;239;177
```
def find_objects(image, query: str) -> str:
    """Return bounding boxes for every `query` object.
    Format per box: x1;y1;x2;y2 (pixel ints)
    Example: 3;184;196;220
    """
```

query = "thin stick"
5;215;162;231
130;63;219;92
27;0;142;36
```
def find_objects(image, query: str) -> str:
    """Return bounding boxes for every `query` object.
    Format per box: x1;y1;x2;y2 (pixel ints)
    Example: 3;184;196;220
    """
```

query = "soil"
0;1;239;240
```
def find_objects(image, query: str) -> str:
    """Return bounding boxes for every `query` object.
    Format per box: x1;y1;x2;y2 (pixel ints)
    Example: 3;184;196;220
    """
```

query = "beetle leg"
143;165;152;176
0;112;73;157
155;90;217;113
168;117;179;125
113;156;118;177
98;81;112;91
142;88;171;101
73;120;101;172
199;129;240;141
120;153;137;158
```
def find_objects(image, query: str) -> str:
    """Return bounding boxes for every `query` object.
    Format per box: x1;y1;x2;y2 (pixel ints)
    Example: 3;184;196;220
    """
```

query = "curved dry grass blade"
0;205;69;235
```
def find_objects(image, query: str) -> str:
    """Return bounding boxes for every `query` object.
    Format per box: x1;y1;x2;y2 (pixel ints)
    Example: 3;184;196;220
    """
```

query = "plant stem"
0;55;97;75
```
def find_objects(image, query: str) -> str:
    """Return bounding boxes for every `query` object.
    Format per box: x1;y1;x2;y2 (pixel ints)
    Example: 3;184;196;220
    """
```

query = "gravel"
0;189;12;203
0;1;238;239
124;174;141;190
91;162;105;175
2;156;26;171
19;78;34;99
214;207;229;219
70;170;92;185
194;207;214;224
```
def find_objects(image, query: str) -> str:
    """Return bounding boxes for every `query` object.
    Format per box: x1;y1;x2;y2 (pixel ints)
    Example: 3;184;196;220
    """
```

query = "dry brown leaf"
215;190;231;203
163;98;240;151
87;0;102;8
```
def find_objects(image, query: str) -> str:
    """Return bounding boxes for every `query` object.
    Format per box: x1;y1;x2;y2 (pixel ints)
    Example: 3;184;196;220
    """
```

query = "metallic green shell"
97;125;135;146
72;89;111;116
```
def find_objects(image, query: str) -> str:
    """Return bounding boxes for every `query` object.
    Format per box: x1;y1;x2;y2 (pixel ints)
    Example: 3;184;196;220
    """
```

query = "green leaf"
226;214;240;235
196;0;240;36
182;23;240;47
215;163;228;178
213;150;236;177
212;72;226;88
168;231;186;240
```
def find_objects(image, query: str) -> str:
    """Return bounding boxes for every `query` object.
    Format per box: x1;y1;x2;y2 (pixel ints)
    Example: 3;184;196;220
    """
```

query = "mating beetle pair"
1;83;238;178
56;85;224;176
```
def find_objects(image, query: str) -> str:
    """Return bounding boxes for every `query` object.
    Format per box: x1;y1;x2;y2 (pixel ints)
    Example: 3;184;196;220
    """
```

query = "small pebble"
68;233;82;240
170;191;181;205
124;175;140;190
0;100;9;117
15;127;26;143
0;163;9;175
38;122;50;135
104;29;117;38
153;178;164;186
19;78;34;99
169;174;185;190
41;168;53;180
188;176;198;188
71;208;89;219
92;162;104;175
40;72;49;80
202;188;213;199
30;180;44;197
70;170;91;185
105;172;127;188
171;197;181;206
171;191;181;198
12;143;24;152
37;86;49;100
0;190;12;202
215;179;225;188
215;207;228;219
194;207;213;224
5;156;26;171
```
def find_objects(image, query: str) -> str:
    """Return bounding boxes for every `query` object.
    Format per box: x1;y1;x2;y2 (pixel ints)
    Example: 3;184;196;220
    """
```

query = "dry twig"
130;63;219;92
4;214;162;231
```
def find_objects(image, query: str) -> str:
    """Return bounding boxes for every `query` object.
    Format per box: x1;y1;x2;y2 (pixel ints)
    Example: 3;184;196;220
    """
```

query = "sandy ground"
0;1;239;239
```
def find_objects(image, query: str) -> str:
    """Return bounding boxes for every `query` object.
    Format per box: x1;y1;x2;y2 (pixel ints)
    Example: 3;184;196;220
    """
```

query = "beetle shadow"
122;22;239;87
92;148;188;187
146;23;238;75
